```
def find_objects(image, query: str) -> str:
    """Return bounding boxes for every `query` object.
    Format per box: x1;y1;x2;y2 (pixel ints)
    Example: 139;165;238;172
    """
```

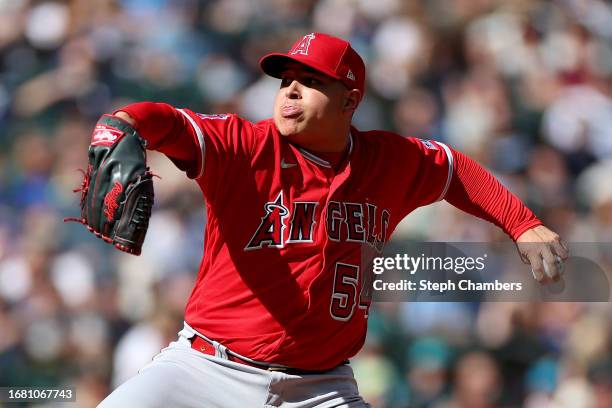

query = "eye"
280;76;293;87
304;77;321;86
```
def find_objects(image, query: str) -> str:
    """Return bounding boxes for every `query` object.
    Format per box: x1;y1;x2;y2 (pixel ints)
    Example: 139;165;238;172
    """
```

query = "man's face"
273;62;351;146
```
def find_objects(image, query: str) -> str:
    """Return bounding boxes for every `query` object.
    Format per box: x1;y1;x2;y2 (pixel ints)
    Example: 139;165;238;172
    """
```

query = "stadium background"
0;0;611;407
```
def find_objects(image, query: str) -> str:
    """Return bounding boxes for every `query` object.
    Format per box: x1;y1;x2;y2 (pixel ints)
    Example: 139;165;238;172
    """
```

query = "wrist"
114;111;136;126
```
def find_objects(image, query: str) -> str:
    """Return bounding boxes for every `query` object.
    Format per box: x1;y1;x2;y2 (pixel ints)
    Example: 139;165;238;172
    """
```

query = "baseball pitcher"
70;33;568;407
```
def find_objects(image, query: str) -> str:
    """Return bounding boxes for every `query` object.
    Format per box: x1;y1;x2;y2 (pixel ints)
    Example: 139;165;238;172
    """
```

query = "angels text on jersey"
245;190;390;252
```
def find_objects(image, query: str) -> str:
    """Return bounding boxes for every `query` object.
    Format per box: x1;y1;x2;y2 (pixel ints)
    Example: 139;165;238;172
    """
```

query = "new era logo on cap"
259;32;366;94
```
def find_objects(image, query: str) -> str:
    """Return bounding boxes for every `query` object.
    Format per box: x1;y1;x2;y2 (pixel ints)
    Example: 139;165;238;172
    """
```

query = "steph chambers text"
373;279;523;292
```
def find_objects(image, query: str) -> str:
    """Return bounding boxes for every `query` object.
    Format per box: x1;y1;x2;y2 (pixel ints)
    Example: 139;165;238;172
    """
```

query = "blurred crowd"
1;0;611;407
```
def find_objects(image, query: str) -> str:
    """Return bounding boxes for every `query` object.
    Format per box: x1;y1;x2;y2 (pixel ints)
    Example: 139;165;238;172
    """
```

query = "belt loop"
212;340;229;360
178;322;196;340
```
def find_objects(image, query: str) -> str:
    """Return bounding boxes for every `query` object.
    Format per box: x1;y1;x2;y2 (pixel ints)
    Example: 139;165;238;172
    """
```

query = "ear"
343;89;362;113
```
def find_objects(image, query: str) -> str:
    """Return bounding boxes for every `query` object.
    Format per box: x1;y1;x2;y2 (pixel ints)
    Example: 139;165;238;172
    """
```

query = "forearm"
444;149;541;241
114;102;198;165
114;102;183;148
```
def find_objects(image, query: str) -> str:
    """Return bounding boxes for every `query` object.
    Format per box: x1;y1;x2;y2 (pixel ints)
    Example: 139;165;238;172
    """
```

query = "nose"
285;80;301;99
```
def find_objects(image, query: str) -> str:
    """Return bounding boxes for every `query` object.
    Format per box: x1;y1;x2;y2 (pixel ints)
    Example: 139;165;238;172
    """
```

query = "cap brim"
259;53;342;82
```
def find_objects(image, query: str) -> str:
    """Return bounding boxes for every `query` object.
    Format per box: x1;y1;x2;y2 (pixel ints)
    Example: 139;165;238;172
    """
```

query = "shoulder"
202;115;276;137
187;113;275;137
188;112;263;140
252;117;276;133
188;112;247;128
352;127;434;155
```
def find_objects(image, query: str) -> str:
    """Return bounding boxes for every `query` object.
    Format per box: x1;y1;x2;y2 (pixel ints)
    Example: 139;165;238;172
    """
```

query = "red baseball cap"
259;32;365;94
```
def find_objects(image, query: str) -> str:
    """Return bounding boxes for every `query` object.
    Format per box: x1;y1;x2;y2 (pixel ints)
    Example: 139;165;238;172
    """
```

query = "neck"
291;124;351;153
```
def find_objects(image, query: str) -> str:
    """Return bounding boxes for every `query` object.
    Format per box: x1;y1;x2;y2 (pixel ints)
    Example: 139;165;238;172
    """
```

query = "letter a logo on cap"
290;33;316;56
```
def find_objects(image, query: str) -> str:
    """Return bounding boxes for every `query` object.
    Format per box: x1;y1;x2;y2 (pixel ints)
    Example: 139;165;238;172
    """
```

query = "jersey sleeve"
396;136;542;241
116;103;256;183
398;137;454;212
176;110;256;183
443;149;542;241
116;102;200;177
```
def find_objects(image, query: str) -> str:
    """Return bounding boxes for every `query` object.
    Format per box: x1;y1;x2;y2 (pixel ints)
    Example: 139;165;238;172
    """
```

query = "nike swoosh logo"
281;159;297;169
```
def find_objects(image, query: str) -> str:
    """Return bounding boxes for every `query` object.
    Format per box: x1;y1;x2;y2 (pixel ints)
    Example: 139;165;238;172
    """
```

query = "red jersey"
158;108;453;370
120;102;538;370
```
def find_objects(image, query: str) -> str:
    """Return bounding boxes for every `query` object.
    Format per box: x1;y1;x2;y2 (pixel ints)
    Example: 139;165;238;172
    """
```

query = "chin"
275;118;303;138
277;126;297;138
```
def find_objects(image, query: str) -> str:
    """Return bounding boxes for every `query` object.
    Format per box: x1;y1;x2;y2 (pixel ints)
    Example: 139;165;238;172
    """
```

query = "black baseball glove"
65;115;154;255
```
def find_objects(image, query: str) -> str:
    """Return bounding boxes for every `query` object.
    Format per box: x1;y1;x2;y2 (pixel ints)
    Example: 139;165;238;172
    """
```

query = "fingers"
541;246;562;282
525;244;565;283
527;245;563;283
528;252;546;282
545;236;568;282
518;250;530;265
551;239;569;261
553;255;565;281
516;226;569;284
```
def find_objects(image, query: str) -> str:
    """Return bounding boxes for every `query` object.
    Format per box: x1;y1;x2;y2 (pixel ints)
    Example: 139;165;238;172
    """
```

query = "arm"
115;102;203;178
114;110;136;125
68;103;215;254
444;149;569;283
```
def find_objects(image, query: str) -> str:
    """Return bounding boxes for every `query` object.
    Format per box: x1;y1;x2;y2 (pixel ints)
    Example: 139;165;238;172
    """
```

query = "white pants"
98;325;369;408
